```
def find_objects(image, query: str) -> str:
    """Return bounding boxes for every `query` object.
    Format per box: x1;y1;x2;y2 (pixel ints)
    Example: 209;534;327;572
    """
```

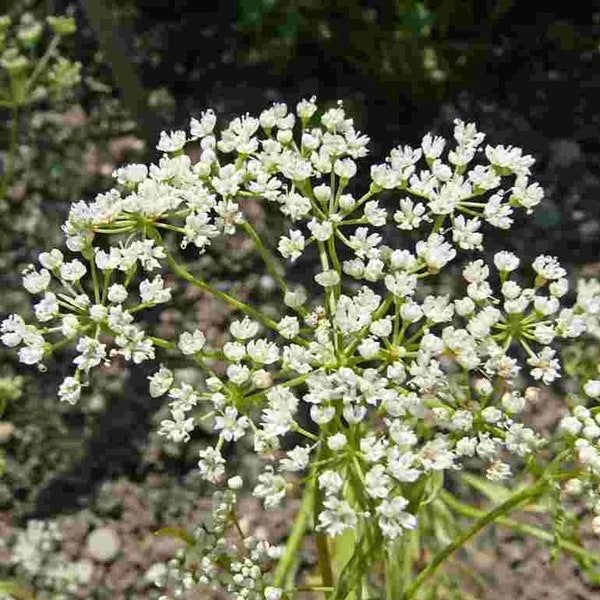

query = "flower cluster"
153;486;283;600
3;97;599;597
2;519;92;597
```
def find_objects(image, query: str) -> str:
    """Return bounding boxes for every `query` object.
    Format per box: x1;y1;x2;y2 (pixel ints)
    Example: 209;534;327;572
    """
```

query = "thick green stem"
313;481;335;593
386;531;415;600
273;476;317;587
402;480;549;599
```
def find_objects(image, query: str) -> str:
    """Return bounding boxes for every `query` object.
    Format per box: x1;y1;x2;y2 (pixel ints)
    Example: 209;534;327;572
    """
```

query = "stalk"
401;480;550;599
273;476;316;587
441;490;600;567
2;107;19;195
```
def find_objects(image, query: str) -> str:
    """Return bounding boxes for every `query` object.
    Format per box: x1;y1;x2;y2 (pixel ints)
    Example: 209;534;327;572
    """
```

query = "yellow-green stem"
401;480;550;599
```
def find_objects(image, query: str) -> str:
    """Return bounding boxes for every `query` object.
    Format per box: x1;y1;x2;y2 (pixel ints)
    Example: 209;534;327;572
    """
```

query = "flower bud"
47;15;77;36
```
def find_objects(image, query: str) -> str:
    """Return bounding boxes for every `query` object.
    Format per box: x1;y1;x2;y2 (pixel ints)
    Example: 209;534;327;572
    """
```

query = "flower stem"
441;490;600;567
2;106;19;196
163;247;289;337
241;221;288;295
402;480;549;599
273;475;317;587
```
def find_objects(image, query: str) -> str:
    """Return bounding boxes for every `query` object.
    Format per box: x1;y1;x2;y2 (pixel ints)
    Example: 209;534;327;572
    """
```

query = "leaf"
332;530;381;600
420;471;444;506
275;10;300;40
153;526;194;547
0;581;36;600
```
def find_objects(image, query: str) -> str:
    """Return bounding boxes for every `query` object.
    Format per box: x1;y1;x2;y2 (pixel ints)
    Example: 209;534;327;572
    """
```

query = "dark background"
3;0;600;518
46;0;600;265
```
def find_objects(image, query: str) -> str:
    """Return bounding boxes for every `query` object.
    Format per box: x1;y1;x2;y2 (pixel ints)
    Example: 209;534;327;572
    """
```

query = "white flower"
34;292;59;322
376;496;417;540
481;407;502;424
73;337;106;372
511;176;544;212
308;218;333;241
264;587;283;600
527;347;560;384
365;200;386;226
148;365;174;398
278;229;305;261
394;197;427;230
59;260;86;282
365;465;391;499
494;251;520;272
532;255;566;281
315;270;340;287
370;317;393;338
230;317;259;340
23;269;51;294
253;469;287;509
278;316;300;340
224;341;246;362
318;497;357;537
140;275;171;304
214;407;250;441
327;433;347;451
384;272;417;298
113;163;148;185
334;158;357;179
318;470;344;496
58;376;81;404
157;130;186;152
198;447;226;483
19;343;45;365
416;234;456;271
280;446;311;472
227;476;243;491
105;284;127;304
358;337;380;359
421;133;445;160
247;339;279;364
296;96;318;119
61;314;79;337
486;460;511;481
38;249;64;270
89;304;108;322
190;109;216;138
584;380;600;399
178;329;206;355
284;287;307;308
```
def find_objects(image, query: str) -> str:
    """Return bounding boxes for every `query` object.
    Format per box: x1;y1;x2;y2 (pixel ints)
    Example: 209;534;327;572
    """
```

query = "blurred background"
0;1;600;599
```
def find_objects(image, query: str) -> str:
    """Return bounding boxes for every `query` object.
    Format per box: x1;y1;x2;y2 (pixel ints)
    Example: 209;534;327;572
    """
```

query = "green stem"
402;480;549;599
2;106;19;195
313;469;335;593
163;248;287;338
386;532;414;600
241;221;288;295
273;476;317;587
25;36;61;95
441;490;600;567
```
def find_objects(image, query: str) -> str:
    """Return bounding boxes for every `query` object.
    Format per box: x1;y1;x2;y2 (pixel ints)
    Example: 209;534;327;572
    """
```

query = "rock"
549;138;582;168
86;527;121;562
0;421;15;443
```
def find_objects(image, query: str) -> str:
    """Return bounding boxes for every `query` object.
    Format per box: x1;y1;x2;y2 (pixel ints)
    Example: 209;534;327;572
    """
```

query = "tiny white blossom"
178;329;206;355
